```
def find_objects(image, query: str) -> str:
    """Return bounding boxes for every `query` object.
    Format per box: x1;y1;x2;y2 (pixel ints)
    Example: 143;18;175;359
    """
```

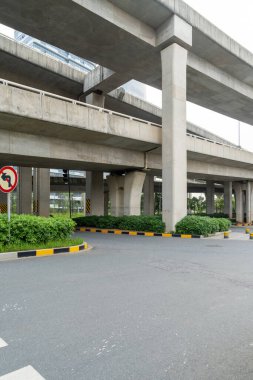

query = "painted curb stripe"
18;250;36;258
15;242;88;259
77;228;200;239
36;248;54;256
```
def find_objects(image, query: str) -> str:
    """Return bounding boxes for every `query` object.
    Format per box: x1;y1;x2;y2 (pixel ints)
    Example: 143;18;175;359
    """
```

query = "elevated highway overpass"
1;1;253;124
0;33;237;147
0;0;253;227
0;79;252;182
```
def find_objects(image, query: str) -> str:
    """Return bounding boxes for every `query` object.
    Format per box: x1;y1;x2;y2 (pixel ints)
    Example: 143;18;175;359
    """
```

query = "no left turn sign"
0;166;18;193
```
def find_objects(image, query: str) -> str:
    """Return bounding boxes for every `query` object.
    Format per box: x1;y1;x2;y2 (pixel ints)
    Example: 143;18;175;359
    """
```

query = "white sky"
0;2;253;150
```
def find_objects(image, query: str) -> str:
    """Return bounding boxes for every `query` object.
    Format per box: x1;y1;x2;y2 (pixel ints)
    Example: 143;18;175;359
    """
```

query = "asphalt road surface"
1;233;253;379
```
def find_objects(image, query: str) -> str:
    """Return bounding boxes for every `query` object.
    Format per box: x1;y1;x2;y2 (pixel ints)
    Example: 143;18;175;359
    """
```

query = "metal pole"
68;170;72;218
7;192;11;222
7;192;11;242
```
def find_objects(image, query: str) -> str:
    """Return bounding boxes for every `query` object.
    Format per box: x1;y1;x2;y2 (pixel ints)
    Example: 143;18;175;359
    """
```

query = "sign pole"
0;166;18;243
7;192;11;222
7;192;11;242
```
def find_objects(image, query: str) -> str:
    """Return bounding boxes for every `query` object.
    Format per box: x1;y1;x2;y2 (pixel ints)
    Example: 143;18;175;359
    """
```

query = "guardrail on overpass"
0;78;245;153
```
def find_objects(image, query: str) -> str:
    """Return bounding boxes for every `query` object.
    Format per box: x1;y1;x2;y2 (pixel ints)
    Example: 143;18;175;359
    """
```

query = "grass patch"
0;238;84;253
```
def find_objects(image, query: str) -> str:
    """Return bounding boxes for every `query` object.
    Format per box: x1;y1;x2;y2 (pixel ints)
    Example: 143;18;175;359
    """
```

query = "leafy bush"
216;218;231;232
194;213;229;218
0;214;75;245
73;215;165;233
175;215;230;237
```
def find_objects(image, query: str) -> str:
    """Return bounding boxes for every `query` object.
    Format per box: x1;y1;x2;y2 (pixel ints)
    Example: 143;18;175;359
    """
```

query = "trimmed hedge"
0;214;75;245
194;213;229;218
175;216;231;237
73;215;165;233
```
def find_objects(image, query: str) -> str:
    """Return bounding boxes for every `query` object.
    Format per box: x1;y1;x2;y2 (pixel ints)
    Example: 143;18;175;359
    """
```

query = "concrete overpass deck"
0;79;253;181
0;32;240;148
1;1;253;125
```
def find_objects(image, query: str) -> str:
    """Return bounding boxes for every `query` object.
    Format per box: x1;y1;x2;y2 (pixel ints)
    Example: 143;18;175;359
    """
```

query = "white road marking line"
0;365;45;379
0;338;8;348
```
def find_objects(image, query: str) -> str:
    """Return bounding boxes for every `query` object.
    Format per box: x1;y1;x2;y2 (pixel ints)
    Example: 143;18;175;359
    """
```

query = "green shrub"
194;213;229;218
175;215;230;237
0;214;75;245
216;218;231;232
73;215;165;233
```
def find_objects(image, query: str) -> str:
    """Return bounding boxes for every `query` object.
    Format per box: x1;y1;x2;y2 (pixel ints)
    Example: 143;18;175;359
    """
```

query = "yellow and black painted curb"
76;227;201;239
234;223;253;227
0;242;88;261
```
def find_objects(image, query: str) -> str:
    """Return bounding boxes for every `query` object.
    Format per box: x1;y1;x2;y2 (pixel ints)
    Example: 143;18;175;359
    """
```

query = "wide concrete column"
86;171;104;216
35;168;50;217
224;181;233;218
250;182;253;223
234;182;243;223
17;167;32;214
206;181;215;214
107;175;124;216
143;174;154;215
246;181;252;224
104;191;109;216
124;171;146;216
161;43;188;231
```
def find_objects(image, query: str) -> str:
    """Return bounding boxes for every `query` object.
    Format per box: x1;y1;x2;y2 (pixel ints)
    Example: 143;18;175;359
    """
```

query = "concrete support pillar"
224;181;233;219
104;191;109;216
17;167;32;214
234;182;243;223
206;181;215;214
86;171;104;216
161;43;188;231
124;171;146;216
250;183;253;223
108;175;124;216
86;92;105;108
35;168;50;217
246;181;252;224
82;193;86;215
143;174;154;216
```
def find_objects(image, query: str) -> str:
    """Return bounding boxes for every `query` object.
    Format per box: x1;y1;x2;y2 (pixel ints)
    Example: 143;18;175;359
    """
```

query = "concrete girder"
83;66;131;96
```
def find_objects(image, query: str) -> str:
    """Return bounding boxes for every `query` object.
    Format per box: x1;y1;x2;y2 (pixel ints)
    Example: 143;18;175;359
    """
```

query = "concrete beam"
156;15;192;49
0;34;85;98
0;83;161;152
83;66;131;96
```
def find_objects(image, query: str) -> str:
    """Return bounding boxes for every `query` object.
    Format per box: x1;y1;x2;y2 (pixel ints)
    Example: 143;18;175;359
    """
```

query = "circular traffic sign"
0;166;18;193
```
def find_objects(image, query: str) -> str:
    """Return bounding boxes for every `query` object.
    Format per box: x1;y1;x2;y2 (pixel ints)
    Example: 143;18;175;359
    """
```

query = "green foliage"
73;215;165;233
0;214;75;246
175;215;231;237
187;196;206;214
216;218;231;232
194;213;229;218
0;238;83;253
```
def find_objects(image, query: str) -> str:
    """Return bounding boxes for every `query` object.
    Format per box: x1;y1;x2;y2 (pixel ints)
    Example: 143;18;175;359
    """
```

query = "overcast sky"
0;2;252;151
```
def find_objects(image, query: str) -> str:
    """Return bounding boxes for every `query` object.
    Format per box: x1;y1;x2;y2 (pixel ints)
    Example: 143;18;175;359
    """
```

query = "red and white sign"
0;166;18;193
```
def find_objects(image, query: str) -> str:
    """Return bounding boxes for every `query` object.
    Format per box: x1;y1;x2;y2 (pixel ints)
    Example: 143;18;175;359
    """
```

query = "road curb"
76;227;201;239
0;242;89;261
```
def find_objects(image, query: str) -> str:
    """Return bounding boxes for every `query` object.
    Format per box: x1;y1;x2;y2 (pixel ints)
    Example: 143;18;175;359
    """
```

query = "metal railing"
0;78;161;128
186;132;243;151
